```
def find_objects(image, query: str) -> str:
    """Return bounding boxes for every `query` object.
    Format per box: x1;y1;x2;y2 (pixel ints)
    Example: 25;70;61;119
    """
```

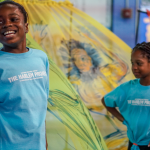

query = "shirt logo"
127;99;150;106
8;70;47;83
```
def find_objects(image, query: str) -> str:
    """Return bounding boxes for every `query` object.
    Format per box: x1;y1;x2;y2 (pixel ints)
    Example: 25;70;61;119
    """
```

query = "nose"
132;64;138;70
2;20;12;29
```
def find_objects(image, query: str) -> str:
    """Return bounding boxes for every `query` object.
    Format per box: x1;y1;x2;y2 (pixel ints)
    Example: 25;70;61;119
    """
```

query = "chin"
134;75;140;78
3;41;19;47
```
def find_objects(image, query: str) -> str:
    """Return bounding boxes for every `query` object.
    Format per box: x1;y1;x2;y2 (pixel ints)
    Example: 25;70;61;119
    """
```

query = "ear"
25;23;28;33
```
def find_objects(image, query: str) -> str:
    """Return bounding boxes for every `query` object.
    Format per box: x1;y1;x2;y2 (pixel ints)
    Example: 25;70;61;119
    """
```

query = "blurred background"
53;0;150;48
12;0;150;149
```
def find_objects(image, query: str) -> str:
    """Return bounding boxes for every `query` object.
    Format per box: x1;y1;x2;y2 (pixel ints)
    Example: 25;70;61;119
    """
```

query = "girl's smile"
131;49;150;83
0;4;28;48
2;30;17;41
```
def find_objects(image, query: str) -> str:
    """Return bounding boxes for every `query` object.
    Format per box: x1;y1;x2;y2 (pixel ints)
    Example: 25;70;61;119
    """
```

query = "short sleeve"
104;85;125;107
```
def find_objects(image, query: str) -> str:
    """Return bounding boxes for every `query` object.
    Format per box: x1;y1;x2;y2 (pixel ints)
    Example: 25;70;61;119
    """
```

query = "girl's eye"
0;20;3;24
11;18;18;22
137;62;142;66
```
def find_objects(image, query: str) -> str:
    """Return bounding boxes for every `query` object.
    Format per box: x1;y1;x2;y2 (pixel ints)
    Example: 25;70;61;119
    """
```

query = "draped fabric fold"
25;33;108;150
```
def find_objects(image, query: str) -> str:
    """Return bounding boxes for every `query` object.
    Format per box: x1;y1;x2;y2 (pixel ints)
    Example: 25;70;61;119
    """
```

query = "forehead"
0;4;22;16
131;49;147;60
71;48;88;57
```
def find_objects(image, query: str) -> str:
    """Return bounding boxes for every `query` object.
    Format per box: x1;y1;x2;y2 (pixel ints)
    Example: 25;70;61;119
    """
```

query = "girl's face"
131;49;150;78
0;4;28;47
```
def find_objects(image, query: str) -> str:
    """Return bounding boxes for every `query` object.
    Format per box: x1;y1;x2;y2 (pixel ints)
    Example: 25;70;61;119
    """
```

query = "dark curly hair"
0;1;28;23
133;42;150;61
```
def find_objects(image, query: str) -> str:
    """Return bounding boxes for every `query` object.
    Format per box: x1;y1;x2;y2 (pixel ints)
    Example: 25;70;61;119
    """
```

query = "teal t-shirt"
0;48;49;150
104;79;150;146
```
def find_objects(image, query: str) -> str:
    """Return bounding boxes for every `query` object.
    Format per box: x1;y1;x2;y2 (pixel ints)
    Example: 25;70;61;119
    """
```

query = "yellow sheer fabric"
13;0;134;149
26;34;108;150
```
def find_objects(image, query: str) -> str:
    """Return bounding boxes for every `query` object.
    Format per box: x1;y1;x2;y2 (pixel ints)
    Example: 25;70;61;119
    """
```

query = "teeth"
4;31;15;35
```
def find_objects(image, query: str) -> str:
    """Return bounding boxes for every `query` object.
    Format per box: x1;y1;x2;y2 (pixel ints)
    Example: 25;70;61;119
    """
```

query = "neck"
2;40;27;54
140;77;150;86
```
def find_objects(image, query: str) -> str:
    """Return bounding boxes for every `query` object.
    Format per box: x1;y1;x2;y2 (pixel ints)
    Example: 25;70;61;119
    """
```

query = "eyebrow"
131;59;143;62
9;13;20;16
0;13;20;17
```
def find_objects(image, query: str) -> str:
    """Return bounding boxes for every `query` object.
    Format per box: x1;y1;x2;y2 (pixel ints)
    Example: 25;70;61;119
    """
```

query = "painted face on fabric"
131;49;150;78
71;48;92;72
0;4;28;47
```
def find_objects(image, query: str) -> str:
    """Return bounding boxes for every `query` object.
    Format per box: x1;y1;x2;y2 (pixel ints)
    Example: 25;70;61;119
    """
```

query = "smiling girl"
0;1;49;150
102;42;150;150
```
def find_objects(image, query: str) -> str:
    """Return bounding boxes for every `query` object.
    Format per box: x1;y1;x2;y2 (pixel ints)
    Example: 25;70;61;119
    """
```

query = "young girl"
102;42;150;150
0;1;49;150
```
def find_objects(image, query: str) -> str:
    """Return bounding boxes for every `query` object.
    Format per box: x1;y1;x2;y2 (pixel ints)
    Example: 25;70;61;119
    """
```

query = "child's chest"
0;58;47;84
120;87;150;109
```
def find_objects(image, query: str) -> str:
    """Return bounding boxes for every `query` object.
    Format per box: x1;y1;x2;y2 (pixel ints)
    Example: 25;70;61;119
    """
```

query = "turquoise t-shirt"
0;48;49;150
104;79;150;147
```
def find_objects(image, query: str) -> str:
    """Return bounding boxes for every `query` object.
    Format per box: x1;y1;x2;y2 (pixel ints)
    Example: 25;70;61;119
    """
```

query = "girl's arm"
102;97;124;122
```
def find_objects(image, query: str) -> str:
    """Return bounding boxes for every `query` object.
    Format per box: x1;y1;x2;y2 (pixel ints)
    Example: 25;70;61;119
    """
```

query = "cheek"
18;22;27;32
139;67;148;74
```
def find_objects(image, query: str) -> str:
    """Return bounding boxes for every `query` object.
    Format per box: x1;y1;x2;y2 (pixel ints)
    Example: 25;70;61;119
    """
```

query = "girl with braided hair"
102;42;150;150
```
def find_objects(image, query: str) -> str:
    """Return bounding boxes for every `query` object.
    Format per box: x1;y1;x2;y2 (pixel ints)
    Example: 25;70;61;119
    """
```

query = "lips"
2;30;17;37
133;72;140;77
3;30;16;36
1;30;17;40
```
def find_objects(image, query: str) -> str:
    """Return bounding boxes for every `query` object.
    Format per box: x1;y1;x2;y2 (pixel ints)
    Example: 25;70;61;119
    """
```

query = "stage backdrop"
13;0;134;149
0;33;108;150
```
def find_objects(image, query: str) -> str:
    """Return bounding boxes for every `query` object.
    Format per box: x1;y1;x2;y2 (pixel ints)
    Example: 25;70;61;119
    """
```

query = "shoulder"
29;48;48;59
29;48;49;68
120;78;138;90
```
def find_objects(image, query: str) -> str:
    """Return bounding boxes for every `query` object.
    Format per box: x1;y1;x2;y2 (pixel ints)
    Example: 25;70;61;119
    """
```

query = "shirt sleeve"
104;85;125;107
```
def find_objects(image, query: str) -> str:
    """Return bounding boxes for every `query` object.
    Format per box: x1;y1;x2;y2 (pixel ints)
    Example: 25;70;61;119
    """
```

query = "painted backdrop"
14;0;134;149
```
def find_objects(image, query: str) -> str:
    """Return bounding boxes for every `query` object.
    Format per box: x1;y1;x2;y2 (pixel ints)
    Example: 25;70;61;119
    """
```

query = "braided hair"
132;42;150;61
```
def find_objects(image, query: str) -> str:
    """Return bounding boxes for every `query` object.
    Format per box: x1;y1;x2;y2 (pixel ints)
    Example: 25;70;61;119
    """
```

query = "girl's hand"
148;142;150;147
